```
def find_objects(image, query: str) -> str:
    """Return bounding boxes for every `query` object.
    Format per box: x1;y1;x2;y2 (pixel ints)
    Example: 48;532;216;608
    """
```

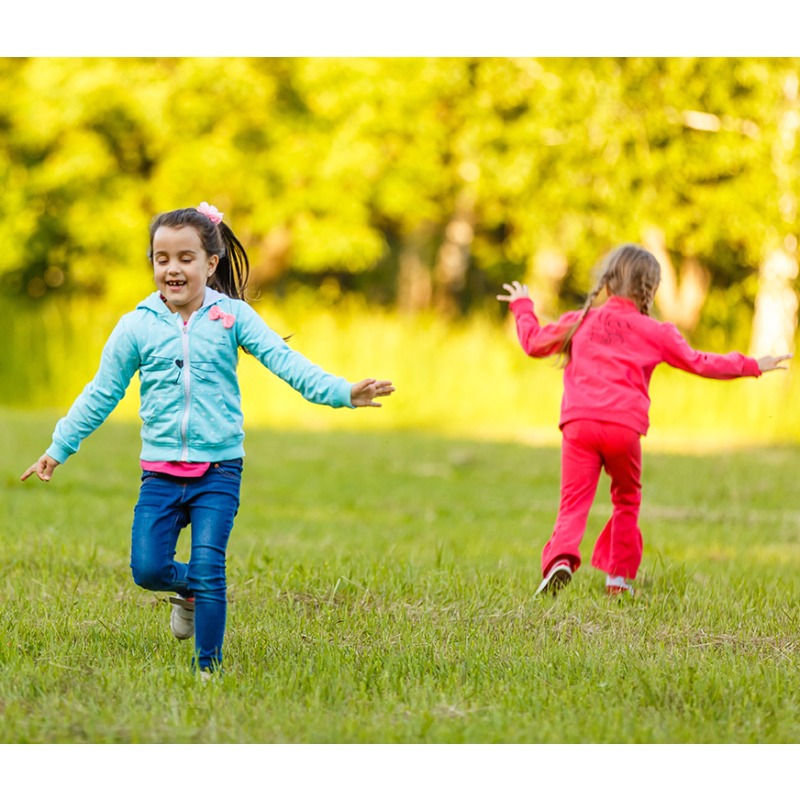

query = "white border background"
6;2;800;55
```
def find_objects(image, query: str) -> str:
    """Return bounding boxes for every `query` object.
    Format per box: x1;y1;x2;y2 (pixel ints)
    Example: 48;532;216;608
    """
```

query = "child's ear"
207;254;219;277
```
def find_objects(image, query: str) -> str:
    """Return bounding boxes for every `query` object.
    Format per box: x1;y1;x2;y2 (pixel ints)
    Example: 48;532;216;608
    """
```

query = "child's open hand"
21;454;60;483
351;379;395;408
757;353;793;373
497;281;530;304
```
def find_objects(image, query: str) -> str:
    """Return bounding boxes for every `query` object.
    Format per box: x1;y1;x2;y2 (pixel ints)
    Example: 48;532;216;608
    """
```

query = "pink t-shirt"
140;460;211;477
510;296;761;436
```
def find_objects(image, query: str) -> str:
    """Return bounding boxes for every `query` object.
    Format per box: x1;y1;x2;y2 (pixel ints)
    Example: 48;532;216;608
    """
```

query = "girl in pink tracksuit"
498;244;791;597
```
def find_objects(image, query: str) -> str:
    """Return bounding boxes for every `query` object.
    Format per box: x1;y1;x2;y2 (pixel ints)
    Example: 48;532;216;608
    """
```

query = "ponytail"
557;277;607;368
210;221;250;301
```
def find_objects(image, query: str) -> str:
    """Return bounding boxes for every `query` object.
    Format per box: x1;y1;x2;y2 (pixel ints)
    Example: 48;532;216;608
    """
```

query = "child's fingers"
765;354;792;371
363;380;394;395
758;354;791;372
37;459;50;481
20;462;38;482
368;382;393;405
352;378;394;407
21;455;58;482
499;281;528;303
373;381;395;395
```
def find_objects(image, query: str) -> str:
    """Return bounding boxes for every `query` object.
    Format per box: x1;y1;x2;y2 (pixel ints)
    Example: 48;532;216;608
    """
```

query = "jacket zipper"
180;321;192;460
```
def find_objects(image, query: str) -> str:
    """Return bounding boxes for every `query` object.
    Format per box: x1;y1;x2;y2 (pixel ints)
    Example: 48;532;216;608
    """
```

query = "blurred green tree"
2;57;798;350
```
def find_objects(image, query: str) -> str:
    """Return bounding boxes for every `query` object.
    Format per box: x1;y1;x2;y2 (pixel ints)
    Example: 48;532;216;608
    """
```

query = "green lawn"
2;407;800;742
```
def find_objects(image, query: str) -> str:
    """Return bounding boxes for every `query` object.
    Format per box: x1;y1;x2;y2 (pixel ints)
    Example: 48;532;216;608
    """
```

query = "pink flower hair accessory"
196;202;224;226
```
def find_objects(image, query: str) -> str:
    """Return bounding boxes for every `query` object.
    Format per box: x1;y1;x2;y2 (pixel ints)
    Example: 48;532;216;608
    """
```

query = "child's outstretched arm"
661;323;790;380
236;303;393;409
498;281;579;358
20;317;140;483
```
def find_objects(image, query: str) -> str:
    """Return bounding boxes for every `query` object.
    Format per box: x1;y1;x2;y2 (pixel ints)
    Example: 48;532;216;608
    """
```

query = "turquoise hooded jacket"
46;288;354;464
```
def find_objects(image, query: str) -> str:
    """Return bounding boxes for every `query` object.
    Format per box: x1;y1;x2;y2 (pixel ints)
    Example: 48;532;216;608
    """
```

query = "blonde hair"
558;244;661;367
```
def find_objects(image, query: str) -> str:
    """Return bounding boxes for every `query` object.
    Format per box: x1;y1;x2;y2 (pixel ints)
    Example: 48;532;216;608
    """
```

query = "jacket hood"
136;287;230;316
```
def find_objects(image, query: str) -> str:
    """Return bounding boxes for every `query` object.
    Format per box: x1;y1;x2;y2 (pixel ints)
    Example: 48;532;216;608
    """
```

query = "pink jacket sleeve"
510;298;581;358
660;322;761;379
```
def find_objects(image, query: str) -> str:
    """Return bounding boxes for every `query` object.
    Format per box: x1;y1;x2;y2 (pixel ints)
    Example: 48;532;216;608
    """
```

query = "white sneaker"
606;574;635;597
535;559;573;597
169;595;195;639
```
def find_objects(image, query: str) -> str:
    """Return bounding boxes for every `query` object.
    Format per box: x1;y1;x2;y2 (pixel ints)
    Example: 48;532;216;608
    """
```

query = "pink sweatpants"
542;419;643;580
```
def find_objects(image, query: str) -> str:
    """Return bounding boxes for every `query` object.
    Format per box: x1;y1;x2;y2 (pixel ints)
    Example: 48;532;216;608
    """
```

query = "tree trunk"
250;226;291;292
526;248;568;320
750;75;800;356
750;247;799;356
433;199;474;316
397;232;432;314
642;226;710;332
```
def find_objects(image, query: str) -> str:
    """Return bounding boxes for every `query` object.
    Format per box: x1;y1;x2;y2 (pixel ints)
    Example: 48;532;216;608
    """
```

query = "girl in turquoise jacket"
22;203;395;677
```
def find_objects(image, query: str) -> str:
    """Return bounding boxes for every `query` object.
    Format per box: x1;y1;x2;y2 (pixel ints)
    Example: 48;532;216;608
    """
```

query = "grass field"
3;407;800;743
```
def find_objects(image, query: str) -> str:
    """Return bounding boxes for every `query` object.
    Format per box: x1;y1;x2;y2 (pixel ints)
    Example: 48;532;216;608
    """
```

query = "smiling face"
152;225;219;320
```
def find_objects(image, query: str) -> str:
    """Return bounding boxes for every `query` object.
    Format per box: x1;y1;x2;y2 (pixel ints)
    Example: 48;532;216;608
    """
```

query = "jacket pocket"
140;382;183;445
188;391;242;447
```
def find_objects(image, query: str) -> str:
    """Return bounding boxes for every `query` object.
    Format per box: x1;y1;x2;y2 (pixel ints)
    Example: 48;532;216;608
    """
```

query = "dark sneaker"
535;560;573;597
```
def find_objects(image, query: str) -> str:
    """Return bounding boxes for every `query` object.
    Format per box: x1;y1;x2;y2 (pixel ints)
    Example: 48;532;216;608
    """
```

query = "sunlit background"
3;57;799;450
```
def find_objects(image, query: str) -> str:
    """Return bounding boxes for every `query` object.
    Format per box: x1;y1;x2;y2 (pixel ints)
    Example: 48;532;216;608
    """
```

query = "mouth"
165;280;187;291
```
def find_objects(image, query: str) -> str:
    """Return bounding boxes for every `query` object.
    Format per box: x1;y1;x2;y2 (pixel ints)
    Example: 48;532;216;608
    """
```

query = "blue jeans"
130;459;243;671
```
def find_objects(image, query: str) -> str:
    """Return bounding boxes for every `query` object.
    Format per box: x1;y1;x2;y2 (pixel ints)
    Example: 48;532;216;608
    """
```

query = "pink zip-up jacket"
510;295;761;436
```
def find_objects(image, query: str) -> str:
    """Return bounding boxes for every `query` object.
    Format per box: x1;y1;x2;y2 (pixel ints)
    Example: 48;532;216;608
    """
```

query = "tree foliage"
2;57;799;343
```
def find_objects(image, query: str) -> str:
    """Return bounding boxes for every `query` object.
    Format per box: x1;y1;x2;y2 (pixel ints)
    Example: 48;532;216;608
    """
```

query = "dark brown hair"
147;207;250;300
